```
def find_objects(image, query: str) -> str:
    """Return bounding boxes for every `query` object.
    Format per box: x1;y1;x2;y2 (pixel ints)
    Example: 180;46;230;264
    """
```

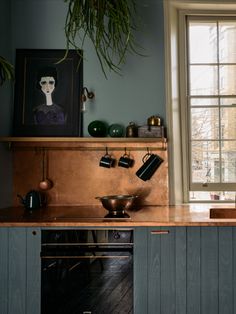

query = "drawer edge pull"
151;230;169;235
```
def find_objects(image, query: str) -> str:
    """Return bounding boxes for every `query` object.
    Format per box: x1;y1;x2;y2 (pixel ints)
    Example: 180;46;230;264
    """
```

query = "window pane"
221;107;236;139
190;98;218;107
191;141;220;183
190;65;218;95
188;22;217;63
219;22;236;63
219;65;236;95
220;98;236;106
191;108;219;139
221;141;236;182
190;191;235;201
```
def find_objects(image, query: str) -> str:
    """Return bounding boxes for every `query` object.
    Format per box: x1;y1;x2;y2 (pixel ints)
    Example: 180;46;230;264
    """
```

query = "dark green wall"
0;0;13;135
11;0;166;136
0;0;13;208
0;0;166;208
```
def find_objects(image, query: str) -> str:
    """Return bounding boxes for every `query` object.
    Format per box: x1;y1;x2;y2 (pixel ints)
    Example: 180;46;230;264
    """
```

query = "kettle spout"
17;194;25;205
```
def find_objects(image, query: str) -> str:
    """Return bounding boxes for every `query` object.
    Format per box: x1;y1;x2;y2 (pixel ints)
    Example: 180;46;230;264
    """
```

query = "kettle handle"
17;194;25;204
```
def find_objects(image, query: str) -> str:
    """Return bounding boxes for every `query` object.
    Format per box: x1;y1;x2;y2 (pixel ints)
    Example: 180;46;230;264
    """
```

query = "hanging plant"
63;0;141;77
0;56;14;86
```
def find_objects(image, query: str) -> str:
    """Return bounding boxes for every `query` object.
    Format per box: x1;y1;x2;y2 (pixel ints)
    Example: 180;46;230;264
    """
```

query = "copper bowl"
95;194;138;216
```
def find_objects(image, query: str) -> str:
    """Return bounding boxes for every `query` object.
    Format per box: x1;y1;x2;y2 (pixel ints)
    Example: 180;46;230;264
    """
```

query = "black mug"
99;154;116;168
136;153;163;181
118;154;134;168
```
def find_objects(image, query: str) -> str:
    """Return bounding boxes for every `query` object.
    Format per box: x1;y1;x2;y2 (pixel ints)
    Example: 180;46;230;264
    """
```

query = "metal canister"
147;115;161;126
126;122;138;137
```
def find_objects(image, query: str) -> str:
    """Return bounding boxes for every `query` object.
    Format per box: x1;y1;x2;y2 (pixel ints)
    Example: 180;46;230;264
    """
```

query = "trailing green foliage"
0;56;14;86
63;0;140;77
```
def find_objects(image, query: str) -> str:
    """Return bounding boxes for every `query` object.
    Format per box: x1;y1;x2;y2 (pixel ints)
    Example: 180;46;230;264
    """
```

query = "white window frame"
164;0;236;204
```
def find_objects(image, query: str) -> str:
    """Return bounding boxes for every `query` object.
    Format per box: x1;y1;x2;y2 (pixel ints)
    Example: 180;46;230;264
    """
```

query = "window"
164;1;236;204
186;16;236;202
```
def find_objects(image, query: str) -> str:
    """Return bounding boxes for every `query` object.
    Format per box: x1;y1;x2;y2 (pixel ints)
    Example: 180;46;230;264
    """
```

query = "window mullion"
217;20;223;184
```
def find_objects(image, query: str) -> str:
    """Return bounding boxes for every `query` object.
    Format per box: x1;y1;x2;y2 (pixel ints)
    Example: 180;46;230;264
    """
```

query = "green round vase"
108;124;124;137
88;120;107;137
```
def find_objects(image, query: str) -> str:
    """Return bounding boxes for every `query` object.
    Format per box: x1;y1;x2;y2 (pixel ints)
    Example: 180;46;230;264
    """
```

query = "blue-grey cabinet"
0;227;145;314
0;228;8;313
147;226;236;314
0;227;41;314
1;226;236;314
134;227;148;314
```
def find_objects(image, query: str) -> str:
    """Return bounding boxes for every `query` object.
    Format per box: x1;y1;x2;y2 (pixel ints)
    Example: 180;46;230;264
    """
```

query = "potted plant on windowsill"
0;56;14;86
62;0;141;78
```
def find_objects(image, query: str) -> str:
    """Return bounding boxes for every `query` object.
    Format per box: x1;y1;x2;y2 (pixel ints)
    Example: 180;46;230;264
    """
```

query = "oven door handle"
41;255;131;259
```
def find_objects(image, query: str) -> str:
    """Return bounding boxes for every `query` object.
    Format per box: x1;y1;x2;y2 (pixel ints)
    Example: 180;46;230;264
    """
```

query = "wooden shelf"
0;137;167;151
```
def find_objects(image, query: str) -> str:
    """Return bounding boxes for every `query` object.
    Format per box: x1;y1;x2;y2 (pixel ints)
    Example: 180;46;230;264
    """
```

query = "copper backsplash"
13;148;169;206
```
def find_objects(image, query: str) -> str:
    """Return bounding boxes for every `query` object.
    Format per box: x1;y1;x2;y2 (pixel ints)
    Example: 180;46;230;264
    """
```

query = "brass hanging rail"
0;137;167;151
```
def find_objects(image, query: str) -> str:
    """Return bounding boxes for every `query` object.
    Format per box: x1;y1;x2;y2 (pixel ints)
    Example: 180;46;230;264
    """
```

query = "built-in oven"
41;229;133;314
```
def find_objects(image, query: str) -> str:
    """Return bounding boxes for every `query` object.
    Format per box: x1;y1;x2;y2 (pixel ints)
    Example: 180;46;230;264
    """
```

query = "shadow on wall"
0;144;13;208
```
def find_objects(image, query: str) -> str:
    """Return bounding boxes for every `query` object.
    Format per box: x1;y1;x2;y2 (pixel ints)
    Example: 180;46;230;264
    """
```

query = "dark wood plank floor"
41;253;133;314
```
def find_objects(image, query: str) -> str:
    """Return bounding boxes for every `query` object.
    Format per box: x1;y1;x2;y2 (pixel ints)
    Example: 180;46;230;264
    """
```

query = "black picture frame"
13;49;83;137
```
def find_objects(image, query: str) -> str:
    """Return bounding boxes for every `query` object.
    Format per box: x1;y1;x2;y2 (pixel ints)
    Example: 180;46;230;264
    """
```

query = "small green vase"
108;124;124;137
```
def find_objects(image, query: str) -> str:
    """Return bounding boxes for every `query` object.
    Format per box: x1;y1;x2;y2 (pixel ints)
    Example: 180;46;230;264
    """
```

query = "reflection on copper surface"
13;148;169;207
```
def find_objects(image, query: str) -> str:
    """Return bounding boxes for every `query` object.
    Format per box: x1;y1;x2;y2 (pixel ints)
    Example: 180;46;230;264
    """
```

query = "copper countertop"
1;204;236;227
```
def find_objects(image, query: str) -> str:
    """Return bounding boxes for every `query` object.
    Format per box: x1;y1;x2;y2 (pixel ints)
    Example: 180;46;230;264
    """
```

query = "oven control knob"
113;231;120;240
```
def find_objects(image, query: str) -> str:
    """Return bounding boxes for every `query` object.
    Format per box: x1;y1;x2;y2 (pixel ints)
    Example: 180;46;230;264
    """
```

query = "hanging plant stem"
63;0;141;78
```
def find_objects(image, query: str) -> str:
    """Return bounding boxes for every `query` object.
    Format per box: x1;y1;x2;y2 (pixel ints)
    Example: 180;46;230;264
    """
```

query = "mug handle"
103;153;111;158
123;153;130;158
142;153;151;163
122;147;130;158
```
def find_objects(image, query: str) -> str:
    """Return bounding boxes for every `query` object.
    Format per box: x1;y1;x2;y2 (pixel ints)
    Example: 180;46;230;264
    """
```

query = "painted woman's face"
39;76;55;95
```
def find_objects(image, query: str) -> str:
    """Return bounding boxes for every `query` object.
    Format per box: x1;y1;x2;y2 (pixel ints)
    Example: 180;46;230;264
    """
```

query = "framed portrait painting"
13;49;83;136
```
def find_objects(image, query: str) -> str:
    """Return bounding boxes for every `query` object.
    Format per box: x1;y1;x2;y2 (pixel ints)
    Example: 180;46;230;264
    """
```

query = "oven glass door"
41;229;133;314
